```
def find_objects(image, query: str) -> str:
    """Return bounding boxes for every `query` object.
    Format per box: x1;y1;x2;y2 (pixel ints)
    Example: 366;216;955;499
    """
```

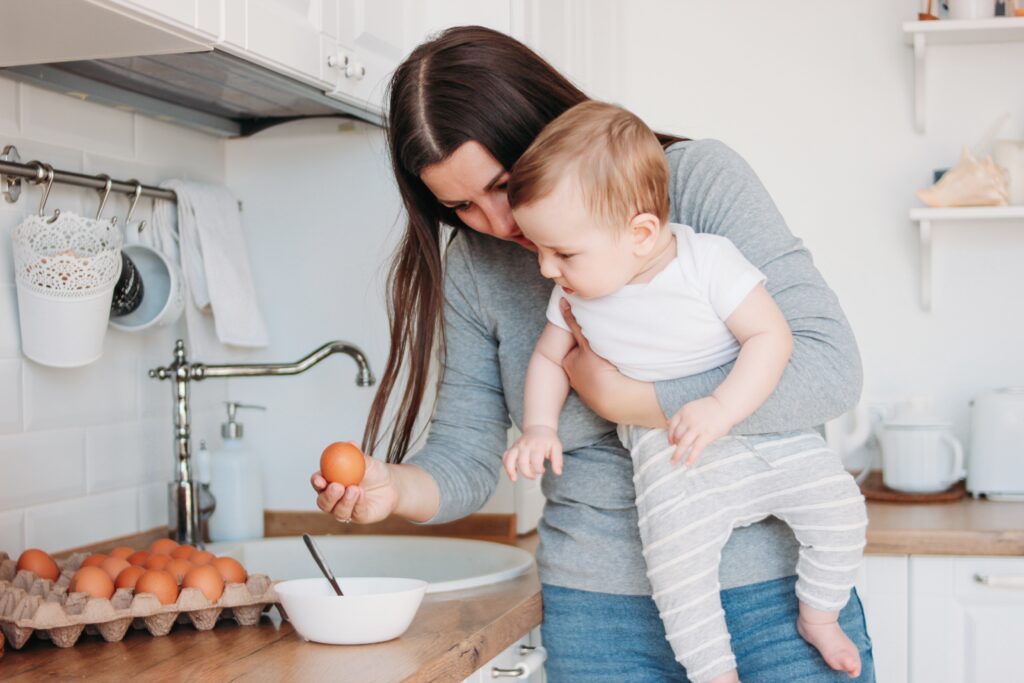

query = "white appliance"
967;387;1024;501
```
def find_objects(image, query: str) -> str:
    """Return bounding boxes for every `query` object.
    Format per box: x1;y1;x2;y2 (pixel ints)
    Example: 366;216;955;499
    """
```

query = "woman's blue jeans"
540;575;875;682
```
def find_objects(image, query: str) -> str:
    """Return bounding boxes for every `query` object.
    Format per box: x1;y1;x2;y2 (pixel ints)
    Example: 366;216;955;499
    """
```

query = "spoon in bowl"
302;533;344;596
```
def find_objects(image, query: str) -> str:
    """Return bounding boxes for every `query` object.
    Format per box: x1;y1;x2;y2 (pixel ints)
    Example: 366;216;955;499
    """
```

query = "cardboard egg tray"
0;551;280;649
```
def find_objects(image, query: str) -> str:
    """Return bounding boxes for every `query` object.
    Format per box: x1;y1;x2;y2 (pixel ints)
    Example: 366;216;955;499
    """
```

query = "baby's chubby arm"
668;283;793;464
503;323;576;481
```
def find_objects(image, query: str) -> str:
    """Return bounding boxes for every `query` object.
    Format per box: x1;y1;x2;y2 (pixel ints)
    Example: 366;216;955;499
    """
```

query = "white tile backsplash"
0;284;20;352
21;87;134;160
0;359;23;434
86;421;168;494
23;348;138;430
0;79;18;136
134;115;225;180
24;489;138;551
0;73;227;551
0;429;86;511
0;510;25;556
137;481;168;532
0;207;15;285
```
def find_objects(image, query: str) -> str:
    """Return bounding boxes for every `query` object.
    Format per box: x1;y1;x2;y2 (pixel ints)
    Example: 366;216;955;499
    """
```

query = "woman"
312;25;874;682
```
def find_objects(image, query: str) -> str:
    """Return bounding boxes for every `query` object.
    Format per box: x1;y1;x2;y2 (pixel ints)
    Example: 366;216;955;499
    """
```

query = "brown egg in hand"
183;565;225;602
16;549;60;581
71;566;115;599
320;441;366;486
135;569;179;605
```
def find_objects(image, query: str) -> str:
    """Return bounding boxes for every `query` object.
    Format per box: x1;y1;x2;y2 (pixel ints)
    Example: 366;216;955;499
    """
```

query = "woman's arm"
398;235;515;523
565;140;862;433
314;235;513;525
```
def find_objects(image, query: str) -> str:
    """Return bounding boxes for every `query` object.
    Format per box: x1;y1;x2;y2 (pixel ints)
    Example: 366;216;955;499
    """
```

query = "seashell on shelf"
916;146;1009;208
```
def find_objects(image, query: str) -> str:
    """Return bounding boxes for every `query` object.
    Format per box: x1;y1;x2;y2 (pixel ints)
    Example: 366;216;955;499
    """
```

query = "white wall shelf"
909;205;1024;310
903;18;1024;133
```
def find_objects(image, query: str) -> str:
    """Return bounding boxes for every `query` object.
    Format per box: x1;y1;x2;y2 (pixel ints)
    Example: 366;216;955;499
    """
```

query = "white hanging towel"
151;180;269;360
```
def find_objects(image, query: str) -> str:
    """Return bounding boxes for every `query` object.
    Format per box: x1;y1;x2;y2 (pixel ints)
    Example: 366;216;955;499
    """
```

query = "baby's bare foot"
797;614;862;678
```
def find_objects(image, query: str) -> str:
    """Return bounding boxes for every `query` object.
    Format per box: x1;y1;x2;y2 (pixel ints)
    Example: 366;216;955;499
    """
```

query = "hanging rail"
1;144;176;204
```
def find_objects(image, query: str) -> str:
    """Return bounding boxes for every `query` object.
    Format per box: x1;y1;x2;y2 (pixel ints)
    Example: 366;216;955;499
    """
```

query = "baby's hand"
668;397;734;466
503;426;563;481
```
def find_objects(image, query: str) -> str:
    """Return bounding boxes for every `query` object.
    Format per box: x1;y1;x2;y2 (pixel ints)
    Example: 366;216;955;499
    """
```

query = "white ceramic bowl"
275;577;428;645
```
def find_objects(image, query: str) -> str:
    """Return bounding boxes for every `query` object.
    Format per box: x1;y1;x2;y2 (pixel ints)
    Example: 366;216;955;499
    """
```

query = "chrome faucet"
149;339;375;547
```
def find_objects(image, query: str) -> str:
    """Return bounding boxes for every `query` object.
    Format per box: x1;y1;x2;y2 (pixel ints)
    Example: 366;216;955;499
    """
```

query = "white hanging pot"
11;212;122;367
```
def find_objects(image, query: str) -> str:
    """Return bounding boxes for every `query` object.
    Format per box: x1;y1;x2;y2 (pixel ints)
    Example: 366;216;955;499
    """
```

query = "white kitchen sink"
206;535;535;594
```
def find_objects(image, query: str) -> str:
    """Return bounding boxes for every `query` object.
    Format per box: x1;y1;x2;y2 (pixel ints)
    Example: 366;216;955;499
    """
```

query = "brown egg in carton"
0;551;280;649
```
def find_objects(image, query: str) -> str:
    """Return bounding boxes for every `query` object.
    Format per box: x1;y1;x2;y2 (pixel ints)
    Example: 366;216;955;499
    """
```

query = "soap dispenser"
208;402;266;542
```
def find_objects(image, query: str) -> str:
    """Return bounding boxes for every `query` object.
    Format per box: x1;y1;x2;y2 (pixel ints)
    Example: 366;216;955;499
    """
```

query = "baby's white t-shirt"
546;223;766;382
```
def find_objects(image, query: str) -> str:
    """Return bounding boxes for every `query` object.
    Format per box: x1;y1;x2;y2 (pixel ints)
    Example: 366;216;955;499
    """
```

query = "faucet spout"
148;339;375;546
195;340;375;386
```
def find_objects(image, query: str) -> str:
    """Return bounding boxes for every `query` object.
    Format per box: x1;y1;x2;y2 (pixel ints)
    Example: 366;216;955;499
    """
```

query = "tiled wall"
0;76;229;556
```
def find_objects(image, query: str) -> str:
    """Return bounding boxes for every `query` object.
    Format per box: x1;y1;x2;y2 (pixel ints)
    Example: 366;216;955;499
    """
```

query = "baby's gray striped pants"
617;427;867;683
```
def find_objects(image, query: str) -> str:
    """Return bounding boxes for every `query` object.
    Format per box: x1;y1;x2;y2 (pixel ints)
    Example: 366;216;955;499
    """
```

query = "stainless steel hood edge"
0;50;383;138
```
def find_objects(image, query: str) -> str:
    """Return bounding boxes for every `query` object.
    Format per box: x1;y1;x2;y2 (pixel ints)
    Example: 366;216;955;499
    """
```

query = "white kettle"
967;387;1024;501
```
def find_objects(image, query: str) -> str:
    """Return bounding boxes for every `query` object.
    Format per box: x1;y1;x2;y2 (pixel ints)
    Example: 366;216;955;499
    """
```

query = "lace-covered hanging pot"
11;212;123;367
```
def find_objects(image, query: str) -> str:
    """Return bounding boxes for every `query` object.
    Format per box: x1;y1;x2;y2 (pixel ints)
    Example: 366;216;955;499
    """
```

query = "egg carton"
0;551;280;649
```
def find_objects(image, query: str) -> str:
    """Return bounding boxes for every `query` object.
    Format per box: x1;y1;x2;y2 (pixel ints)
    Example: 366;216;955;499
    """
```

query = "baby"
502;101;866;683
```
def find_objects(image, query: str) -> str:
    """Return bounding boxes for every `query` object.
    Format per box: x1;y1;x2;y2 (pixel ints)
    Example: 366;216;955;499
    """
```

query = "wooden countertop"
865;498;1024;556
1;535;543;682
3;499;1020;678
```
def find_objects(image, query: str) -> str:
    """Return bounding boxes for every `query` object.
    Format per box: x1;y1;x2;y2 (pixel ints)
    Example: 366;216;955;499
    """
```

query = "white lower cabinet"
855;556;909;683
909;556;1024;683
464;627;545;683
459;555;1024;682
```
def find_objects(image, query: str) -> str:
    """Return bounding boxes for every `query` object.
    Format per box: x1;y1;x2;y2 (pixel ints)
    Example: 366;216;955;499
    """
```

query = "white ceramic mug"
109;221;185;332
880;424;965;493
947;0;997;20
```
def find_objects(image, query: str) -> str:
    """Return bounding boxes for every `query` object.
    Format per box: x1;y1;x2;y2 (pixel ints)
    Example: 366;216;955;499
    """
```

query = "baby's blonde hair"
508;100;670;228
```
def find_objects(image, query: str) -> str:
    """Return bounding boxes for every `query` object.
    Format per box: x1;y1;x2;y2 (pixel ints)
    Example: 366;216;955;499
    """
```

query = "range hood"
1;50;382;138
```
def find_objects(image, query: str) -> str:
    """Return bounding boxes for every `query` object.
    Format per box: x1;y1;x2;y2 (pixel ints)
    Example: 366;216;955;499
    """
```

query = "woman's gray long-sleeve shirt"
410;139;863;595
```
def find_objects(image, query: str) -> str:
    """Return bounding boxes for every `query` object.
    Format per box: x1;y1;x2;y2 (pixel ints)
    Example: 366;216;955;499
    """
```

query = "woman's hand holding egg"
312;442;398;525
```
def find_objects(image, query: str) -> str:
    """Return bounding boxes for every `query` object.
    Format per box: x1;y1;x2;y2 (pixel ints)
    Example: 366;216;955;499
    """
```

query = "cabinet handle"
345;62;366;80
491;645;547;678
326;54;348;68
974;573;1024;589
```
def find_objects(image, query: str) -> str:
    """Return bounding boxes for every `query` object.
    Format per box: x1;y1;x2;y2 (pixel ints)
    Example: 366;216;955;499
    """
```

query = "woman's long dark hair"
364;25;686;463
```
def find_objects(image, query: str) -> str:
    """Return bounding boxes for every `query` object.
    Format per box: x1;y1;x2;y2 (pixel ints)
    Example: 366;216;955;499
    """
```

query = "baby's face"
513;177;638;299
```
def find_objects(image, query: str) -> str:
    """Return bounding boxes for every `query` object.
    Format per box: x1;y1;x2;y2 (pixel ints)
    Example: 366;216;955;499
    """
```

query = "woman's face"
420;141;536;251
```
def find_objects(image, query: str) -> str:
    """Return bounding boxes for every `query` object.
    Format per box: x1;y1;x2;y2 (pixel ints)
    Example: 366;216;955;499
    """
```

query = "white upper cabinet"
0;0;212;67
2;0;579;125
221;0;331;88
115;0;222;38
325;0;515;115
